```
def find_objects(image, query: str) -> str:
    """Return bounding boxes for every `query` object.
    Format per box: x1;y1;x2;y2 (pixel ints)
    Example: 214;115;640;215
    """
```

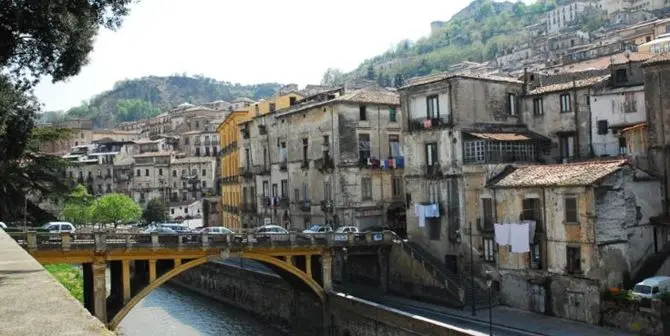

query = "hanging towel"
510;222;530;253
418;206;426;228
494;223;510;246
523;220;537;242
424;204;440;218
414;203;421;217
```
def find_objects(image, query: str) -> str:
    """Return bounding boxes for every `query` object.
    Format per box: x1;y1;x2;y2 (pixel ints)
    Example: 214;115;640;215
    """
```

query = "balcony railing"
204;139;211;146
279;161;287;171
315;156;334;172
299;201;311;212
301;160;309;169
279;196;290;208
321;200;334;213
424;164;442;178
240;202;257;213
239;167;253;179
408;117;452;132
253;164;271;175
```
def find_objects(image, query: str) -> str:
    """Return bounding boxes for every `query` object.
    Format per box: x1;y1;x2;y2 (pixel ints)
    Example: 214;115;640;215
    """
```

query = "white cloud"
34;0;517;111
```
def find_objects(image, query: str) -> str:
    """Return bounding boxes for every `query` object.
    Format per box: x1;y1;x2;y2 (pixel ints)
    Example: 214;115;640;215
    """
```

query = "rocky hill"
328;0;560;86
40;75;282;127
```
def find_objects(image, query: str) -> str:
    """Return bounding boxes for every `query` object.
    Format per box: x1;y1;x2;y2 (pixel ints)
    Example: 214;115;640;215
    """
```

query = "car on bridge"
197;226;234;235
251;225;289;244
302;224;333;234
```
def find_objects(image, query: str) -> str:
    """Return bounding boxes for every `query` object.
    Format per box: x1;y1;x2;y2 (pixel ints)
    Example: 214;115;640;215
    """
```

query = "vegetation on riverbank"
45;264;84;303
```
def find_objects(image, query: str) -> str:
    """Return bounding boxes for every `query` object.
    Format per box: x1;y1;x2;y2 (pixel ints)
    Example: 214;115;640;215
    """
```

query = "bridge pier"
106;261;125;321
92;260;107;322
322;251;333;335
378;247;389;293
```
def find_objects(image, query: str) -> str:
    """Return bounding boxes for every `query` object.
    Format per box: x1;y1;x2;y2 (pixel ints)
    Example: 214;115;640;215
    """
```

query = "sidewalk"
336;284;634;336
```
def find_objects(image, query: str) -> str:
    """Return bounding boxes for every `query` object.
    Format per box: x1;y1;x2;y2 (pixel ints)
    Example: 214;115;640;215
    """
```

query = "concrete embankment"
0;230;113;336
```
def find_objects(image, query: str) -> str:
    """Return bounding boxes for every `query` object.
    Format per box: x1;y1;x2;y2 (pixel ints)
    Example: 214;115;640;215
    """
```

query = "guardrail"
8;231;396;252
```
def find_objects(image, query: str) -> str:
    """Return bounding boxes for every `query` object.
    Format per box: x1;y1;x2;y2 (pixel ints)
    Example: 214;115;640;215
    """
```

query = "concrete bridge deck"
0;230;113;336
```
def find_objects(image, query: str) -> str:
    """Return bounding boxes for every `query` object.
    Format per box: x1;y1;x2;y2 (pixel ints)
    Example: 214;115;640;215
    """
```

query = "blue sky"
33;0;532;111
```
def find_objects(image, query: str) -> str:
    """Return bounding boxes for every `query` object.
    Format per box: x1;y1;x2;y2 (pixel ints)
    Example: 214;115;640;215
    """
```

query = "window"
289;96;297;105
428;183;440;203
389;135;400;158
191;169;197;176
322;135;330;152
202;181;206;188
324;181;332;201
255;105;259;114
302;138;309;162
597;120;608;135
428;220;441;240
507;93;517;116
566;246;581;274
586;95;590;107
195;147;201;156
145;169;150;176
171;208;175;215
159;168;163;176
392;177;402;196
624;92;637;113
483;237;495;262
564;196;578;224
522;198;542;230
359;105;367;120
184;137;190;145
560;93;571;112
136;169;141;177
361;177;372;201
202;169;207;176
281;179;288;197
559;135;575;159
245;148;251;168
615;69;627;83
389;107;397;122
426;95;439;118
481;198;494;230
425;142;438;167
272;184;278;197
358;134;371;162
172;170;177;177
533;98;544;116
262;181;269;197
269;103;276;112
205;147;210;156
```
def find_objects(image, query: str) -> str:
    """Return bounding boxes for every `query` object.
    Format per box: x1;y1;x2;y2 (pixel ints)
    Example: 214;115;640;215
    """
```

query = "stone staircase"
404;241;497;310
633;242;670;284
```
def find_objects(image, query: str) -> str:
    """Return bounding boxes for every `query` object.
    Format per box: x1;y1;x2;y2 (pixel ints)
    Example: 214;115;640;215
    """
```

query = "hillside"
330;0;560;86
40;75;283;127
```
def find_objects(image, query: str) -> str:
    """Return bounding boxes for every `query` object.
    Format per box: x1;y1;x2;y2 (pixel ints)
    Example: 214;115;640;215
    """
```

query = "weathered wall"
328;293;476;336
601;300;668;336
171;261;323;335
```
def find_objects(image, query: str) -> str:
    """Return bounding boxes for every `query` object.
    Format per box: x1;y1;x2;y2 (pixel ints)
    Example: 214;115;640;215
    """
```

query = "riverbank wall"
170;261;323;335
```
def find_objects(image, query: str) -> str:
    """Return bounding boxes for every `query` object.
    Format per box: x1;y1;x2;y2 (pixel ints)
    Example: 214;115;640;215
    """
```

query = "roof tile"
492;160;627;188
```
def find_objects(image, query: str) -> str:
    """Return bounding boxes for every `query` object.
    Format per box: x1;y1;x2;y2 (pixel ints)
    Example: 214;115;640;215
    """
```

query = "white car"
335;226;359;233
198;226;234;234
303;225;333;234
632;276;670;299
42;222;76;234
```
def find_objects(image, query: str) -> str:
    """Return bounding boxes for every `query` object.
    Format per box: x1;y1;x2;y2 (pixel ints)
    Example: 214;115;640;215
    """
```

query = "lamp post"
485;269;493;336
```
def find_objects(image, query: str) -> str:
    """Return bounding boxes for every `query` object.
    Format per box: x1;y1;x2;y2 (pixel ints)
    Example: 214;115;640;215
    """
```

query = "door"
529;284;546;314
567;291;587;322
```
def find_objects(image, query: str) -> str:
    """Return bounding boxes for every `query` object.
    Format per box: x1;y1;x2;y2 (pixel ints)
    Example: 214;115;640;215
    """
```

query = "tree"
90;193;141;227
0;1;133;222
321;68;346;86
366;65;376;80
60;184;93;226
142;198;169;224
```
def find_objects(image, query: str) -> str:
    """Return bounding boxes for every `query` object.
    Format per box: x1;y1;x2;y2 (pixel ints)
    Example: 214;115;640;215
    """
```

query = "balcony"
258;124;267;135
321;200;334;213
299;200;311;212
239;166;253;179
241;202;257;213
279;161;287;171
204;139;211;146
253;164;271;175
300;160;310;170
315;156;334;172
408;117;452;132
359;157;381;169
279;196;290;208
424;164;442;178
241;127;250;139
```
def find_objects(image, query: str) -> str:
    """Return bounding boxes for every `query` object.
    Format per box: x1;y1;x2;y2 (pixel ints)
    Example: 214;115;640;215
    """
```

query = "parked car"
143;227;177;234
157;223;192;233
253;225;289;243
632;276;670;299
335;226;359;233
42;222;76;234
303;224;333;234
198;226;234;234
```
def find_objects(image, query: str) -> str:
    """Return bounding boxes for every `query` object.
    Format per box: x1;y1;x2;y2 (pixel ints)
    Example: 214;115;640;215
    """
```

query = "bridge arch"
108;253;326;330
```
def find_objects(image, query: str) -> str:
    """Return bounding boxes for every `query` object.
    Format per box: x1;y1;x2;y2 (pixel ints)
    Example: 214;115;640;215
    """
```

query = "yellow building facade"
217;92;304;229
218;110;249;229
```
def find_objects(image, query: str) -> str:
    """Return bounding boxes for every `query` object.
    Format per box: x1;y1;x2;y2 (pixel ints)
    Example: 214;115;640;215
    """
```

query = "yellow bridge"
8;231;394;330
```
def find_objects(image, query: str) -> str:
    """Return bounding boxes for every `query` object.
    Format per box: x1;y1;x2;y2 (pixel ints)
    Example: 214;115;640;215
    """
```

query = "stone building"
486;160;661;324
546;1;593;36
63;139;133;196
238;87;403;231
178;118;220;158
398;72;550;272
39;119;94;155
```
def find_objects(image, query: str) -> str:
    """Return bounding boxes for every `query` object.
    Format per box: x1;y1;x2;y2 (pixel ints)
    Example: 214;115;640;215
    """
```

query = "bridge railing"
7;230;395;252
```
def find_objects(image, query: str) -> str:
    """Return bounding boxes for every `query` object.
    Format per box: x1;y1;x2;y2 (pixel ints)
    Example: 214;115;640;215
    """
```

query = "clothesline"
494;221;536;253
414;203;440;228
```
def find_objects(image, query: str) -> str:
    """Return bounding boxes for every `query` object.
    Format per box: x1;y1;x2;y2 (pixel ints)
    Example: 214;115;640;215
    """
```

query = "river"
116;284;286;336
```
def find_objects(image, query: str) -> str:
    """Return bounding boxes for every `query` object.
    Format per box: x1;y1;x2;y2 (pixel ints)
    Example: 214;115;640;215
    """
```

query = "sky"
33;0;531;112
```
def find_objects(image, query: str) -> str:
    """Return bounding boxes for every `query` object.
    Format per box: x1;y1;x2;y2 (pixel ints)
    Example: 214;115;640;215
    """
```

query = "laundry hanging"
494;223;510;245
424;204;440;218
414;203;426;228
510;222;530;253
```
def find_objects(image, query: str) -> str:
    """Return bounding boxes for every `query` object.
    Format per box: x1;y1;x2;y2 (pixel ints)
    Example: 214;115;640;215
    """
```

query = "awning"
621;122;647;133
609;122;644;130
467;132;531;141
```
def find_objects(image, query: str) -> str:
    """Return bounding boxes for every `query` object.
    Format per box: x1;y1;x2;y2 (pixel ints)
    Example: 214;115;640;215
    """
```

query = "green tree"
61;185;93;226
366;65;376;80
116;99;161;122
321;68;346;86
0;1;133;222
90;193;141;227
142;198;169;224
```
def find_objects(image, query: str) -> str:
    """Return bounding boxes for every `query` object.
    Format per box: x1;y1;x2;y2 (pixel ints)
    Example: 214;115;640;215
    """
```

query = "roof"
233;97;255;103
400;72;522;90
94;128;141;135
593;85;644;96
184;106;214;113
172;157;217;165
643;53;670;67
543;52;651;74
133;151;174;158
274;87;399;119
526;75;609;95
132;138;162;144
621;122;647;133
490;160;627;188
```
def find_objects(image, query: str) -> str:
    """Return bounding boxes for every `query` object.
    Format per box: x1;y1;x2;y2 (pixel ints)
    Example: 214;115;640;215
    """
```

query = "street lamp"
485;269;493;336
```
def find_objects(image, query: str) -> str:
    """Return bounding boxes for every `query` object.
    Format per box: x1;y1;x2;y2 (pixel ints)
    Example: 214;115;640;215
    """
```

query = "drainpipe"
572;77;580;158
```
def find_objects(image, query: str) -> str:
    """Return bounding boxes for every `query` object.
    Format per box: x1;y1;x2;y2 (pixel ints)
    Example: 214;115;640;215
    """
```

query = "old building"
240;88;404;229
399;72;550;270
63;139;134;196
39;119;94;155
178;118;220;157
486;160;661;324
591;55;647;157
546;2;593;35
218;110;250;229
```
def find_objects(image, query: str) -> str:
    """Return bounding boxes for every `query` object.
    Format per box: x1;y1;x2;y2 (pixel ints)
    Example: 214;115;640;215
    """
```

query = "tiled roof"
133;151;174;158
491;160;627;188
643;53;670;66
172;157;216;165
542;52;651;74
335;87;399;106
401;72;522;89
527;75;610;95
